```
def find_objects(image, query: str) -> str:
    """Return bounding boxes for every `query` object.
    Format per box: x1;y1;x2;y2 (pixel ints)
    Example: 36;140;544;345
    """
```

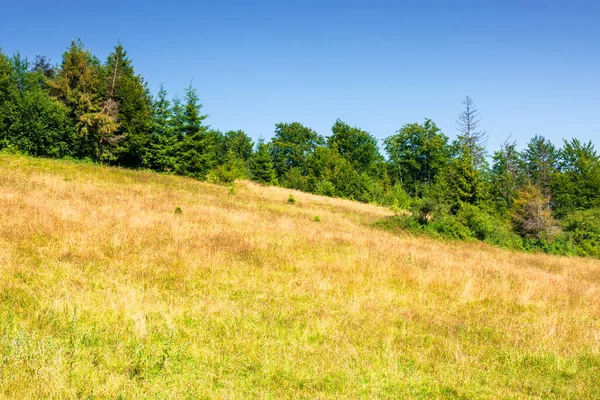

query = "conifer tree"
104;44;153;166
457;96;488;171
144;83;178;171
491;139;523;214
522;135;556;199
250;139;277;185
49;40;118;160
174;83;217;178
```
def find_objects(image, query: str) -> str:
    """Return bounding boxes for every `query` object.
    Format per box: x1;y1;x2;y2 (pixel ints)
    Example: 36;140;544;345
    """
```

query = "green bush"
425;214;472;240
456;204;494;240
382;184;411;210
315;180;336;197
206;152;248;184
563;208;600;257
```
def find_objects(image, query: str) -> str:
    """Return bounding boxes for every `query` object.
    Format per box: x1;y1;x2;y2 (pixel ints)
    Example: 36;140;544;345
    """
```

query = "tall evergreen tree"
250;138;277;185
174;83;216;178
491;139;523;215
552;139;600;217
144;83;178;171
104;44;153;167
49;40;118;160
447;141;484;209
521;135;556;199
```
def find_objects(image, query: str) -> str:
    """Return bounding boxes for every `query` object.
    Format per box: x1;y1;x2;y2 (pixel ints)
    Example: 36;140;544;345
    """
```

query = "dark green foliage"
280;167;309;191
287;194;296;204
384;119;450;196
552;139;600;217
223;129;254;161
0;50;17;140
250;139;277;185
270;122;324;177
522;135;556;198
490;139;524;214
563;208;600;257
328;119;382;174
173;84;217;178
49;40;118;160
104;44;153;167
174;207;183;215
8;86;74;157
143;83;178;172
447;143;485;208
0;53;74;157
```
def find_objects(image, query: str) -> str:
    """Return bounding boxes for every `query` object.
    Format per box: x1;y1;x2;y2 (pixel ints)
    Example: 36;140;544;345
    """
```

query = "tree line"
1;41;600;257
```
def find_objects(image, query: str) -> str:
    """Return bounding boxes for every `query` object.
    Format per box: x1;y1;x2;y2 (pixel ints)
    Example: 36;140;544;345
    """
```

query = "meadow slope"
1;153;600;399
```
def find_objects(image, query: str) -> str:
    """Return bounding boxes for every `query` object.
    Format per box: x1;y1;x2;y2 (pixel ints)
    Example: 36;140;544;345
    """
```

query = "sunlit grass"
1;153;599;398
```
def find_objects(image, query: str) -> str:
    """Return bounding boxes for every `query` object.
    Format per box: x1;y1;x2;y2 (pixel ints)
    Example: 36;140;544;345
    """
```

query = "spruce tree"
491;139;524;215
250;139;277;185
104;44;153;167
144;83;178;171
49;40;118;160
174;83;217;178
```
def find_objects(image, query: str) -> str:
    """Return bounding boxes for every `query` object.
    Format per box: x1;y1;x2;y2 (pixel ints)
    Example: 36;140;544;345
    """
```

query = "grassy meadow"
1;153;600;399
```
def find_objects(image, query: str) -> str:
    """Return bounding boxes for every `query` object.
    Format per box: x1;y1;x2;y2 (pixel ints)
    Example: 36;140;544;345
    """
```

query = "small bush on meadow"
315;180;336;197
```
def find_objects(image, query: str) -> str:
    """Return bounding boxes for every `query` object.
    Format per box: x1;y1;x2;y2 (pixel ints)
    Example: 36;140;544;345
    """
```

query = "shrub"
382;184;411;211
563;208;600;257
425;214;472;240
287;194;296;204
315;180;336;197
313;216;321;223
174;207;183;215
206;152;247;184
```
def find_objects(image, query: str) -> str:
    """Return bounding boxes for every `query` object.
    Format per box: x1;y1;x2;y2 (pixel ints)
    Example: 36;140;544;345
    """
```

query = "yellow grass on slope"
1;153;600;399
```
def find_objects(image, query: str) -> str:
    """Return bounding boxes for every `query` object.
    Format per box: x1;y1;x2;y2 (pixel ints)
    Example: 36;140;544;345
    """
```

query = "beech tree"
384;119;450;196
270;122;324;178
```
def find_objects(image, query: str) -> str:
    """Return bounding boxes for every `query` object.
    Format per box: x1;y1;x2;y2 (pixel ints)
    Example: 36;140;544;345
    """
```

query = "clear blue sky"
2;0;599;152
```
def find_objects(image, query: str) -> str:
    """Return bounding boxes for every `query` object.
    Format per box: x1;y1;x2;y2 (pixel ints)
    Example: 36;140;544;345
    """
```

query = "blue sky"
2;0;599;152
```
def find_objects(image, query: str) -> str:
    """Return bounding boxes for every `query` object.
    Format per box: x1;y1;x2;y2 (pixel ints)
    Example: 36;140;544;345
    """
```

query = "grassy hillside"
1;153;600;399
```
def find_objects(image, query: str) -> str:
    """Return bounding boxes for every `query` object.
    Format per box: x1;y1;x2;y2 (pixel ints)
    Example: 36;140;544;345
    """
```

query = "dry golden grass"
1;153;600;399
